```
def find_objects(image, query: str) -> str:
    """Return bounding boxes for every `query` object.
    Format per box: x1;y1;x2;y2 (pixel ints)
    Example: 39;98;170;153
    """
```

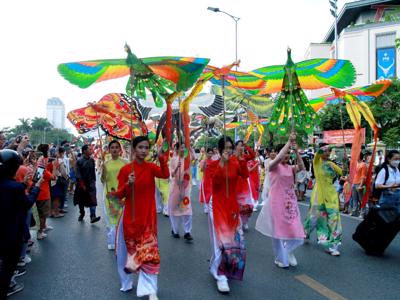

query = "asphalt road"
13;185;400;300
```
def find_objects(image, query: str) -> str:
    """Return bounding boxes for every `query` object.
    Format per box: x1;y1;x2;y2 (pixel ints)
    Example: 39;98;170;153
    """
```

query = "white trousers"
156;188;168;215
271;238;303;267
116;212;158;296
107;226;116;247
170;215;192;234
137;271;158;297
208;198;228;282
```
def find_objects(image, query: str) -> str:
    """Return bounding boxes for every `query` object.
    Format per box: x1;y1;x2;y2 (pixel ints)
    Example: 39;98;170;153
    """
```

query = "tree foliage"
2;118;75;146
369;77;400;142
318;104;353;131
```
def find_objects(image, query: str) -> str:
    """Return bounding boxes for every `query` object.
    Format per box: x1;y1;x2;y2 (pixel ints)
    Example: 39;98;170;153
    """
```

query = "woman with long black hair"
111;136;169;300
207;136;249;294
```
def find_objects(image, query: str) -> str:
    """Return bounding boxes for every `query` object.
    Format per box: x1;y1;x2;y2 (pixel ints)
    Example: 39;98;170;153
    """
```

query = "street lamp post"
208;7;241;142
207;7;240;70
43;127;50;144
329;0;339;59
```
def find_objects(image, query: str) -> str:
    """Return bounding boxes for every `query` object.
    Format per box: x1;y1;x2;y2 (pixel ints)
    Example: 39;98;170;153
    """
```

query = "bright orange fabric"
37;168;55;201
353;161;367;185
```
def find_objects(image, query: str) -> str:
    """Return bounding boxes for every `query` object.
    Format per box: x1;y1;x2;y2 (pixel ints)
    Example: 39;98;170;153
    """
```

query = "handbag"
219;245;246;281
57;176;69;186
218;231;246;281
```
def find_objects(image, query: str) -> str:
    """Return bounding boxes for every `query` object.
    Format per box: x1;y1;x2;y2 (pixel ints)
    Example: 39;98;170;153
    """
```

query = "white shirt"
64;153;70;174
375;165;400;187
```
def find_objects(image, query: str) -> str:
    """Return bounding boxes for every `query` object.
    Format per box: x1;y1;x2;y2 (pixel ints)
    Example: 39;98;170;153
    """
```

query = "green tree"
318;104;353;131
13;118;32;135
382;127;400;147
31;117;53;131
369;78;400;139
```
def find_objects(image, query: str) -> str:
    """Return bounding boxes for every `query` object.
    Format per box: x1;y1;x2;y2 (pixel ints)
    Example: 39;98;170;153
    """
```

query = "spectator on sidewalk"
0;131;6;150
36;144;57;240
350;152;367;217
0;149;42;298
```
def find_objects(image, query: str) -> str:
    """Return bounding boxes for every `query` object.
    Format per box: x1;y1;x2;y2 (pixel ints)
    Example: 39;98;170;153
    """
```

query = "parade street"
13;186;400;300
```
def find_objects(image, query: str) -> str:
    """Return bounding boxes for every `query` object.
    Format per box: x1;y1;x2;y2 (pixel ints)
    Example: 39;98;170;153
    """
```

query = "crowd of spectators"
0;131;80;297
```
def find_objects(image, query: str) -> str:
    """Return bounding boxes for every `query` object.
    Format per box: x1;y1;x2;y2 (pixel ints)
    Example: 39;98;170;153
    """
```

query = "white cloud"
0;0;343;130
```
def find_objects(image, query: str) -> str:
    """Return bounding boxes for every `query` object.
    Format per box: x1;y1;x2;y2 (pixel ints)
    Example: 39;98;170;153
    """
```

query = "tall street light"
329;0;339;59
207;7;240;70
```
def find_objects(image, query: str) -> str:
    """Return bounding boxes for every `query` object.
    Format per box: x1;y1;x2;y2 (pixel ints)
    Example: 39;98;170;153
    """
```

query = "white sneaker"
107;244;115;250
325;247;341;256
288;253;297;266
274;260;287;268
149;293;159;300
44;225;54;232
243;223;249;231
162;207;168;216
216;279;230;293
253;207;258;212
329;248;340;256
23;255;32;264
37;231;47;240
17;259;26;267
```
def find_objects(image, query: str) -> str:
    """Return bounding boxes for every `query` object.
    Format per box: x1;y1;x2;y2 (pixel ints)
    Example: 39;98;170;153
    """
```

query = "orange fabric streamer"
332;89;379;208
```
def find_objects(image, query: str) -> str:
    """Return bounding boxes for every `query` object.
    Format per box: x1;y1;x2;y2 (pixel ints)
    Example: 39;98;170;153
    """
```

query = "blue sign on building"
376;47;396;79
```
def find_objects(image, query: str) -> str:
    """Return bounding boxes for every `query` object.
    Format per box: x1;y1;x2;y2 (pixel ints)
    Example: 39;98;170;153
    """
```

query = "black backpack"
372;164;390;200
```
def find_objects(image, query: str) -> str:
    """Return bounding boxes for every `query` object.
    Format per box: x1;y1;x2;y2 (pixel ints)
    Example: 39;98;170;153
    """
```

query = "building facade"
305;0;400;98
46;97;65;129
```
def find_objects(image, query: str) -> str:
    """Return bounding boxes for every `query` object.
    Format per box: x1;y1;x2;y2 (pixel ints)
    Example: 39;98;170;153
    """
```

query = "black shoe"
14;268;26;277
184;233;193;241
78;215;84;222
171;230;180;238
7;283;24;297
90;216;101;223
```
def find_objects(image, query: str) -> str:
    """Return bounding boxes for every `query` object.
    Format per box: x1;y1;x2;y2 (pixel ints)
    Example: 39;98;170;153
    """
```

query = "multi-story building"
46;97;65;129
305;0;400;98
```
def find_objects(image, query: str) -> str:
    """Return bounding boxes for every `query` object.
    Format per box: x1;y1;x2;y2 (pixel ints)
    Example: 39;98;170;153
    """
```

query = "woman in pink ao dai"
255;132;305;268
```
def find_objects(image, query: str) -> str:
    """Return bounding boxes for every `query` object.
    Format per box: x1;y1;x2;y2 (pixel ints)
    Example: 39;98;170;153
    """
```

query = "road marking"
295;274;347;300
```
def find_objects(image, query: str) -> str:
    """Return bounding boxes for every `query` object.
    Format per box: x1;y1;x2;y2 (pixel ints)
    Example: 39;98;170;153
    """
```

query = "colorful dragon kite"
251;48;357;135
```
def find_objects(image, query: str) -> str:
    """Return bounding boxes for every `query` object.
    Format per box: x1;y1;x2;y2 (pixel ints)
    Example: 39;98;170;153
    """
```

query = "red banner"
323;128;366;144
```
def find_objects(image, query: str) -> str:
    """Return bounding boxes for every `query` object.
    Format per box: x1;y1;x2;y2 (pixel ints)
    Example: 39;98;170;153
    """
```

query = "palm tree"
31;117;53;131
14;118;32;134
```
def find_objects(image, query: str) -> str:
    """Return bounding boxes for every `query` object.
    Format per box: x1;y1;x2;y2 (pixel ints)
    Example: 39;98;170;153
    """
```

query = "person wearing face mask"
303;144;346;256
375;150;400;213
255;133;305;268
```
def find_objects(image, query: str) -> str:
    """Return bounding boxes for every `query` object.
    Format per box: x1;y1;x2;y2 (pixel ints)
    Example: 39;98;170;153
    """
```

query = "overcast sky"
0;0;347;130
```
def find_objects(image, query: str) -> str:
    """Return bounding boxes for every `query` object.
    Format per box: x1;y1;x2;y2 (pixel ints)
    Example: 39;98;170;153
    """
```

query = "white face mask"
390;160;400;168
